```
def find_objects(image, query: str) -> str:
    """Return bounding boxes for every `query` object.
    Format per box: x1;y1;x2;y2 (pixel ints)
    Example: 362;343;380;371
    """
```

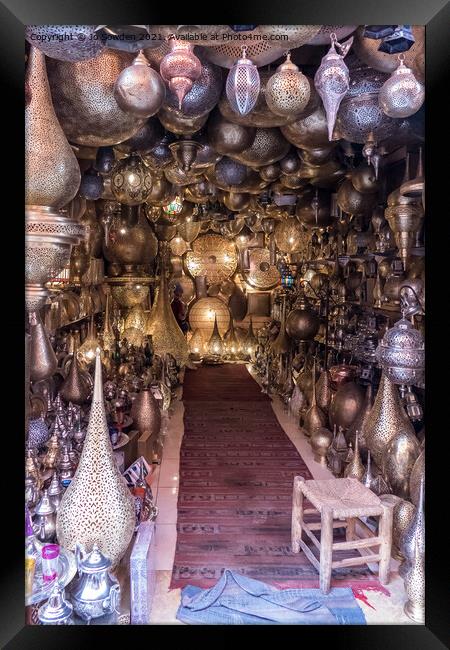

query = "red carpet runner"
170;364;377;590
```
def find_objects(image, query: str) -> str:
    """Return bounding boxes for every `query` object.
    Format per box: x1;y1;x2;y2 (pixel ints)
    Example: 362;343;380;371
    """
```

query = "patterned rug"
170;364;378;591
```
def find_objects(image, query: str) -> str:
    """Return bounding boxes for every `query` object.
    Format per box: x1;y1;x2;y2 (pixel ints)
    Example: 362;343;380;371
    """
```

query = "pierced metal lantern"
376;317;425;386
226;47;260;116
114;49;166;118
79;167;104;201
110;155;152;205
215;157;248;186
265;52;310;117
314;34;353;141
335;59;396;144
378;56;425;119
26;25;103;62
160;39;202;110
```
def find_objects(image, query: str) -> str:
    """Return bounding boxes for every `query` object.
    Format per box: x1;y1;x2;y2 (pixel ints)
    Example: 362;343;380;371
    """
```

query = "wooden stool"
291;476;394;594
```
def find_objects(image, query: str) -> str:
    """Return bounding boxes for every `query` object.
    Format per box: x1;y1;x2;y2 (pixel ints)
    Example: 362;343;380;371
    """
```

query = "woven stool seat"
300;478;382;518
291;476;395;593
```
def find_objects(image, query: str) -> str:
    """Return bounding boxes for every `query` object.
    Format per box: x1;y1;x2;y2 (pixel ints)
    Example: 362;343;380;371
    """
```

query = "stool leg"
378;502;394;585
319;509;334;594
346;517;356;542
291;476;305;553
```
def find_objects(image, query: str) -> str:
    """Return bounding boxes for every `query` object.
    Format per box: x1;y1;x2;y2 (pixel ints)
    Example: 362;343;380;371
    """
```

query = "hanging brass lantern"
314;33;353;140
207;110;256;155
226;47;260;116
145;271;189;366
266;52;311;117
47;48;147;147
159;39;202;109
232;127;290;168
377;314;425;387
114;49;166;117
26;47;81;208
379;56;424;119
110;155;153;206
169;140;203;172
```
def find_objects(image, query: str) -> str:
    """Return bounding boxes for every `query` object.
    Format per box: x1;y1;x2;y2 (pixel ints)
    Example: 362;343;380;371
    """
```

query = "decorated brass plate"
245;248;281;290
184;234;238;285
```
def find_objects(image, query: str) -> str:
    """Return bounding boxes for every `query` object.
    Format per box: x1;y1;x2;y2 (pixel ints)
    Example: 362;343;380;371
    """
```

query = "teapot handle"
75;542;85;576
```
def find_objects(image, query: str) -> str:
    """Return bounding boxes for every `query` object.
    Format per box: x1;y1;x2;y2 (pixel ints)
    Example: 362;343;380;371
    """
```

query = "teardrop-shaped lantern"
363;373;415;467
379;55;425;118
56;350;136;566
146;269;190;366
314;34;353;141
226;47;260;116
207;314;224;356
29;311;58;382
25;47;81;208
160;39;202;110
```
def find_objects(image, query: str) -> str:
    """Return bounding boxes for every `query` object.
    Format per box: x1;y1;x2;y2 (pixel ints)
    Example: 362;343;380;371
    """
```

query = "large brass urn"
56;351;135;567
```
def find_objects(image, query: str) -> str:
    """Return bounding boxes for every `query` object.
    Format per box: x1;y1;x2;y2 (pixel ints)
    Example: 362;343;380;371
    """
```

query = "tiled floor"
150;365;416;625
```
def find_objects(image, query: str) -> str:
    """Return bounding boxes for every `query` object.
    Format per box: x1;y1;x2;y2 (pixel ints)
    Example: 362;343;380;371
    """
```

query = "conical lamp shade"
56;350;135;566
146;271;189;366
207;315;224;355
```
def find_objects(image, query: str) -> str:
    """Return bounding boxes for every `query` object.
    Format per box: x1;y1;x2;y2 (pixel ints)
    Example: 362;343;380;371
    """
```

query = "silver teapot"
71;544;121;622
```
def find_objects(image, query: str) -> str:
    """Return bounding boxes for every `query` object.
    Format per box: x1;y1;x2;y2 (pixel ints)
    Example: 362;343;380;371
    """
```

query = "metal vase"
29;311;58;383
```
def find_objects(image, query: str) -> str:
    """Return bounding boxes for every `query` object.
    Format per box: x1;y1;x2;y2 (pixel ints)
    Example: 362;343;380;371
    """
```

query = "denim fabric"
176;570;366;625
